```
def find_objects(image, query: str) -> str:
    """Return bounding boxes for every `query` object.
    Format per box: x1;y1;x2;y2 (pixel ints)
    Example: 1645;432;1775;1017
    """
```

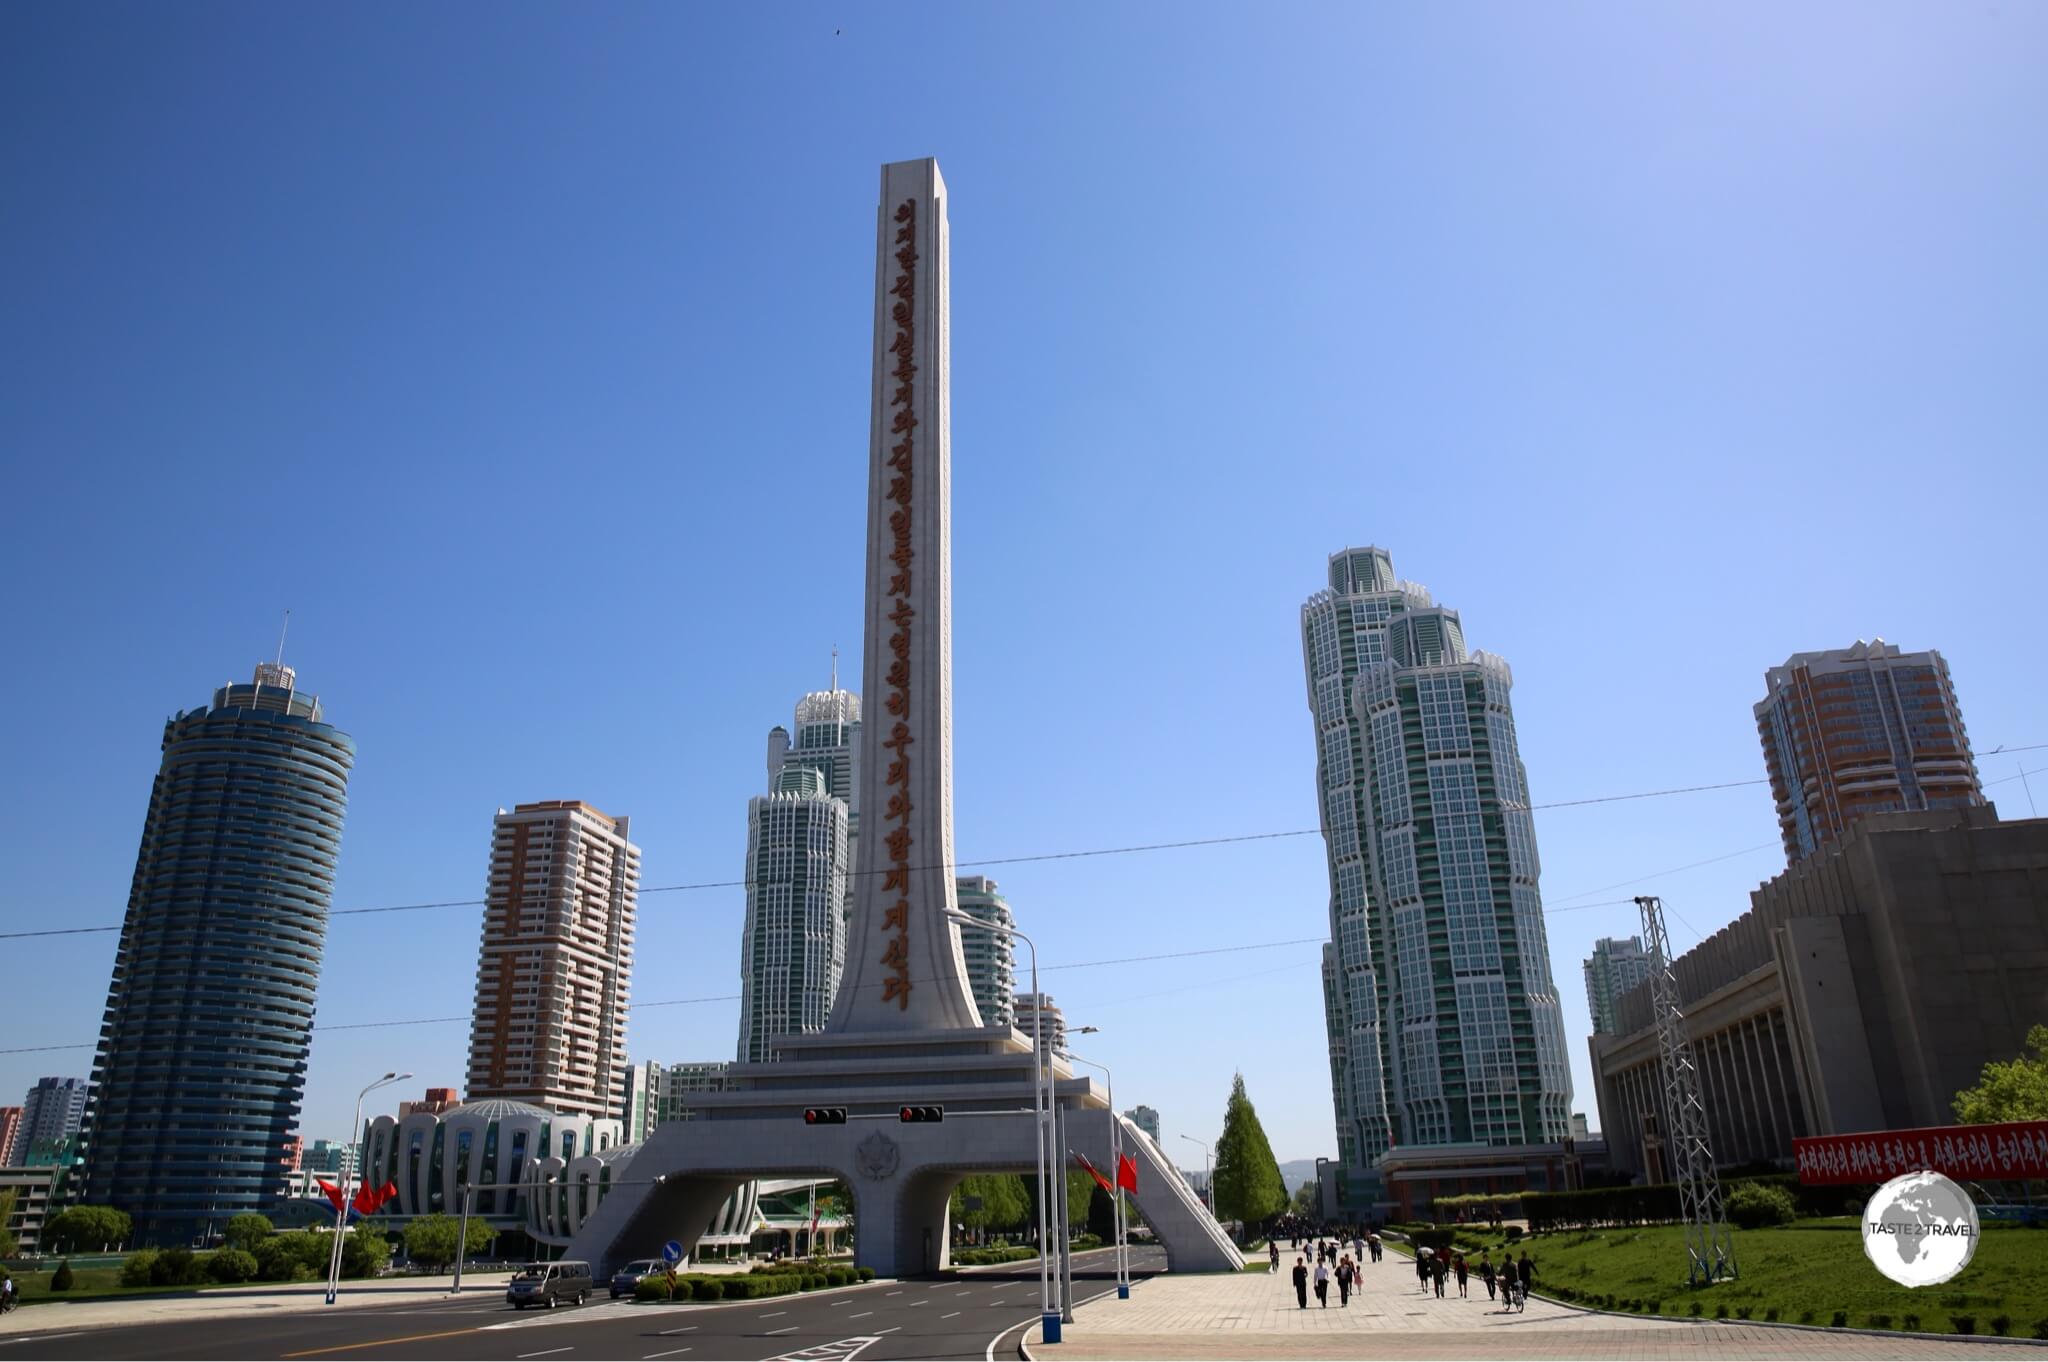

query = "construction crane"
1635;895;1738;1287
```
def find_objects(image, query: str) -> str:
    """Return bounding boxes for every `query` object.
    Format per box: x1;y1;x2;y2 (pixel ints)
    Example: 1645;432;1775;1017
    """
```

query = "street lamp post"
326;1070;412;1306
1060;1037;1128;1301
1180;1134;1212;1215
942;908;1056;1341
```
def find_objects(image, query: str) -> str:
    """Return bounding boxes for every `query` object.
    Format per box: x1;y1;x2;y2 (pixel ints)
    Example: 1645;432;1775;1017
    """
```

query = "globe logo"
1861;1170;1979;1287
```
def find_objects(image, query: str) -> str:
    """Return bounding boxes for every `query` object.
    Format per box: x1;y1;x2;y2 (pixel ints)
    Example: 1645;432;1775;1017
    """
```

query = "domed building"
359;1099;632;1247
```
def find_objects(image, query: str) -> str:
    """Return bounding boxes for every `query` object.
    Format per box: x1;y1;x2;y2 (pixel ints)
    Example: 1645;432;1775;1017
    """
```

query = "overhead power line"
0;766;1820;943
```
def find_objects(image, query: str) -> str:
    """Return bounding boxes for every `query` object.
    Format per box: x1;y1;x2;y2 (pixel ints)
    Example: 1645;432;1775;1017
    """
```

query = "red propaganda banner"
1794;1121;2048;1186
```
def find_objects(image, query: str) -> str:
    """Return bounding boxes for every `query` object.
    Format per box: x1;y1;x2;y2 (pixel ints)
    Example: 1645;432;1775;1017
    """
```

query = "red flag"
317;1178;345;1212
1072;1151;1115;1196
352;1180;398;1216
1116;1153;1138;1193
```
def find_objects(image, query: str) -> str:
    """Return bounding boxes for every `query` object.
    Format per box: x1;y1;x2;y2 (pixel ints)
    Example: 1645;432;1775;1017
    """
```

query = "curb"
1529;1291;2048;1348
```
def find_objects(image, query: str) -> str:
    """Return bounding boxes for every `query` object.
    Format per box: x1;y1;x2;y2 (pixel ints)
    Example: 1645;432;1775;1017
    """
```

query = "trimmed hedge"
635;1277;672;1301
857;1267;876;1281
955;1245;1038;1266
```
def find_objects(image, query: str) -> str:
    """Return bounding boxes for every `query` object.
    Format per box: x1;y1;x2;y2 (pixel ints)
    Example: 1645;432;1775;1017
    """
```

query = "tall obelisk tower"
828;159;984;1034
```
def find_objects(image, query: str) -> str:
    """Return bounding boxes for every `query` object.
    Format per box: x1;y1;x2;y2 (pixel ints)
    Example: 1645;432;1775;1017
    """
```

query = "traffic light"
899;1104;944;1123
803;1107;847;1125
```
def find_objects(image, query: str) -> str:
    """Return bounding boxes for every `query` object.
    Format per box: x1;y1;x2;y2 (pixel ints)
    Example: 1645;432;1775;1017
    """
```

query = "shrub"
51;1260;75;1292
1798;1310;1814;1325
1867;1314;1892;1330
1951;1316;1976;1335
1726;1182;1797;1230
1715;1303;1730;1319
634;1277;672;1301
2031;1317;2048;1341
1763;1307;1778;1322
1648;1300;1662;1315
857;1267;875;1281
1902;1313;1920;1332
1830;1311;1849;1329
207;1249;258;1284
826;1267;851;1286
153;1247;204;1286
1735;1306;1751;1320
223;1214;274;1254
121;1250;161;1287
1688;1301;1702;1317
1505;1225;1523;1240
693;1278;723;1301
1992;1315;2012;1338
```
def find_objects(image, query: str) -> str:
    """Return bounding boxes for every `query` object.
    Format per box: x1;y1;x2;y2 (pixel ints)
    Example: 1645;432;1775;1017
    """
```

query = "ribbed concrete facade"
953;876;1016;1028
1756;639;1981;864
81;662;353;1245
1592;807;2048;1180
466;801;639;1120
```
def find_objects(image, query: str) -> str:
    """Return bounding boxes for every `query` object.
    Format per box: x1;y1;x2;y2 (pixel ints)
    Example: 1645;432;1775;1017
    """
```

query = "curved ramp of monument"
563;1104;1242;1278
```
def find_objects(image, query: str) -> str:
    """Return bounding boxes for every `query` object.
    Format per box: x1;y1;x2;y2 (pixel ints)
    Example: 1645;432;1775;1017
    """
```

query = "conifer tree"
1211;1072;1287;1233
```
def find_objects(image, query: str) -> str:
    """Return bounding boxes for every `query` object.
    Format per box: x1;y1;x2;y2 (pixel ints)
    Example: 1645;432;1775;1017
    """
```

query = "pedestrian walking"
1293;1256;1309;1309
1517;1251;1534;1296
1270;1241;1280;1269
1337;1256;1352;1307
1480;1253;1497;1301
1432;1254;1447;1298
1314;1258;1330;1308
1416;1252;1431;1294
1369;1232;1381;1263
1454;1253;1469;1298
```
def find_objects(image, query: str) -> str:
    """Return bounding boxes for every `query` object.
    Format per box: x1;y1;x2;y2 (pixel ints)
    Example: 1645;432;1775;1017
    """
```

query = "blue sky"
3;3;2044;1169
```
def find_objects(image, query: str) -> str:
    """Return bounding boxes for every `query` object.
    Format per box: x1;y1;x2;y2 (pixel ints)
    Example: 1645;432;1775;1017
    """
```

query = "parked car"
609;1259;668;1298
506;1261;594;1309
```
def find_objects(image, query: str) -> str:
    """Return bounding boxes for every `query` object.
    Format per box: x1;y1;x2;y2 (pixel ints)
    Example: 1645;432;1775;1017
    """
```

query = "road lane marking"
885;1289;903;1296
874;1326;900;1335
849;1310;873;1318
283;1326;484;1357
831;1299;850;1305
658;1325;698;1335
762;1311;788;1317
943;1311;961;1319
516;1350;573;1359
0;1336;86;1349
765;1325;799;1335
643;1350;693;1360
909;1299;928;1306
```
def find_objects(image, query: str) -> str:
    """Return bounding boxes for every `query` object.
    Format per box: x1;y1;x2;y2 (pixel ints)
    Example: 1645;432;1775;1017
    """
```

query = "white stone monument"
564;161;1242;1279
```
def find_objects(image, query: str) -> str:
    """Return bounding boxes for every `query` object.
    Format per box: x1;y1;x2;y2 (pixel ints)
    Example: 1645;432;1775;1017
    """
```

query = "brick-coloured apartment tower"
1755;639;1982;864
465;801;639;1120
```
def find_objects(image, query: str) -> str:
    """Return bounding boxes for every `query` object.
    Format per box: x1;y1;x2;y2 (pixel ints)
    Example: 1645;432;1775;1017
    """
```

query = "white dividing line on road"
658;1325;698;1335
942;1311;961;1319
848;1311;873;1319
909;1299;929;1307
761;1311;788;1318
643;1350;693;1360
873;1326;901;1335
831;1299;850;1305
516;1349;574;1359
0;1336;86;1349
765;1325;799;1335
884;1289;903;1296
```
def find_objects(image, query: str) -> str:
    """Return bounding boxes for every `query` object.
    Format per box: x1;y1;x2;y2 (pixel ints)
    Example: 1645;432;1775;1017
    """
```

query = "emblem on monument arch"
857;1130;901;1181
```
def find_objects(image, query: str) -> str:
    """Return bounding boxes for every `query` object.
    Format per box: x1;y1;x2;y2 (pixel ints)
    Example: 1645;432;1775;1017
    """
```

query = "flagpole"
1059;1045;1128;1299
328;1071;409;1306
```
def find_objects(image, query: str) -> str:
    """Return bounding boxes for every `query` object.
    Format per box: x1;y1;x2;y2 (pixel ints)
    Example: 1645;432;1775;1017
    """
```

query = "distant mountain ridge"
1278;1158;1322;1193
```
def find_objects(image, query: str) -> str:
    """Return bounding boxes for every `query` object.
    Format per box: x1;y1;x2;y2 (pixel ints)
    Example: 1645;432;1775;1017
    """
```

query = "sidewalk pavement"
0;1272;516;1335
1025;1244;2031;1359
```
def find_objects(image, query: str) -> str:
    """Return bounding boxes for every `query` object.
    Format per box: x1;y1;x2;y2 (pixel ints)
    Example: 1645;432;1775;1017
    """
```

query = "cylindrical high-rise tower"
81;662;354;1246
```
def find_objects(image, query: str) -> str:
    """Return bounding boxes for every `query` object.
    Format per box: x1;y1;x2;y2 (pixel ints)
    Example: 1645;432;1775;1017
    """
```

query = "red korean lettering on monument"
878;197;918;1009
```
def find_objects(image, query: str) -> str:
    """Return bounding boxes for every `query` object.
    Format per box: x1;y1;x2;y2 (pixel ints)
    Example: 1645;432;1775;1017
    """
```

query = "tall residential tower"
465;801;639;1119
953;876;1017;1029
80;662;354;1245
1304;550;1572;1191
1582;937;1653;1036
1755;640;1981;864
737;688;859;1062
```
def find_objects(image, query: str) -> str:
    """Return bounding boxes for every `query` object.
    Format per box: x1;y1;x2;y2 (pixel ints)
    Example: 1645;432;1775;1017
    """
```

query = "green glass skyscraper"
1305;549;1571;1196
81;662;354;1245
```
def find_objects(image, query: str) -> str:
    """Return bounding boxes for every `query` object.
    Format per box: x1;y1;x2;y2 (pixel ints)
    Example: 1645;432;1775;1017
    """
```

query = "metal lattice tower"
1635;895;1738;1287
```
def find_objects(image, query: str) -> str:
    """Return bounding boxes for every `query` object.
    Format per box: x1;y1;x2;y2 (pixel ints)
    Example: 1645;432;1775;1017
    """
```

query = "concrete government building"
1591;806;2048;1180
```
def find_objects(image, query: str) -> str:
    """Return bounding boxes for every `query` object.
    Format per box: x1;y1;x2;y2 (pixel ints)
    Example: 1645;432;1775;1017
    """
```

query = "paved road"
3;1248;1161;1362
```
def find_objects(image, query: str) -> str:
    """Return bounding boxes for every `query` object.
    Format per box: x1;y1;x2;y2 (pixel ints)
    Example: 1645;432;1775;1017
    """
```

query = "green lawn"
1397;1220;2048;1338
2;1264;251;1306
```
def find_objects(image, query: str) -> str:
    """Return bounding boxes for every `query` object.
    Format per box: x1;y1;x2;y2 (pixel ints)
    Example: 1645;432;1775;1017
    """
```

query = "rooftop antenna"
276;609;291;666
